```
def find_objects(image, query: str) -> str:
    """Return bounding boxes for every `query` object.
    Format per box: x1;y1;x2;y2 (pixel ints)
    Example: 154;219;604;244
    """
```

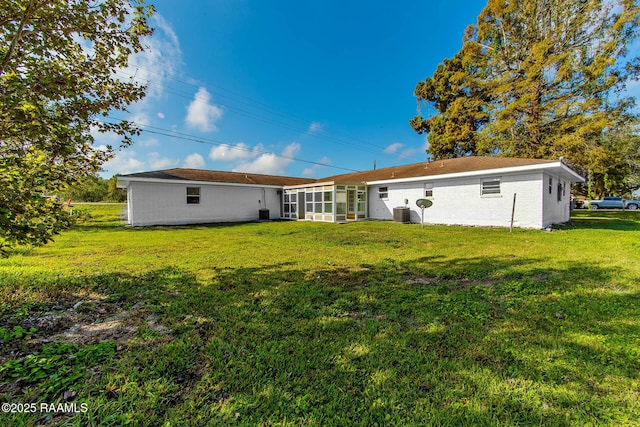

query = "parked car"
588;197;639;210
626;200;640;210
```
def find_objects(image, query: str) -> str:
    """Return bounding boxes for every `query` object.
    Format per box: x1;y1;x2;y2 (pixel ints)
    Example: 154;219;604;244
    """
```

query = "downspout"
127;185;134;226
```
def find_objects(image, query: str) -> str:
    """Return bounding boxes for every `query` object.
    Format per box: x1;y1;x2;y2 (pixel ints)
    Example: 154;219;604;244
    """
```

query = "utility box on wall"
258;209;269;220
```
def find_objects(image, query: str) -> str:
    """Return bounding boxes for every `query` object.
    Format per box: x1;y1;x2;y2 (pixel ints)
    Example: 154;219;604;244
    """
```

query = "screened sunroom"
282;182;367;222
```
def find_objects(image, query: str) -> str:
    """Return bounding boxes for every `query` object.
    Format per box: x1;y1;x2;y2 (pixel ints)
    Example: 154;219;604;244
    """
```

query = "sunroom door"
347;190;356;220
298;191;305;219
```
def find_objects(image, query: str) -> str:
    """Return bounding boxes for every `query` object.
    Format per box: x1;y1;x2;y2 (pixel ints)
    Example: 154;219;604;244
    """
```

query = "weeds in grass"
0;206;639;426
1;341;115;400
0;325;37;343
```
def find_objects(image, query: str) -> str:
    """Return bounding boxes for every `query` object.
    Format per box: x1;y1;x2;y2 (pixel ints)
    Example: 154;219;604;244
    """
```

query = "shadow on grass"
69;219;295;234
568;211;640;231
1;256;638;426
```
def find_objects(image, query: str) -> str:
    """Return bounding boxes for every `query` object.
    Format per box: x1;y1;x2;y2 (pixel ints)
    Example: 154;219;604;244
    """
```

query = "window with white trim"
557;182;563;202
306;192;313;213
186;187;200;204
548;177;553;194
378;186;388;199
282;191;298;219
481;178;501;195
324;191;333;213
314;191;323;213
424;183;433;198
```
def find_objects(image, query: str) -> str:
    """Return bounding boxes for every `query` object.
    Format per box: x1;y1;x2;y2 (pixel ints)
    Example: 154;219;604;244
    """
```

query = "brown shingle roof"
318;156;557;183
121;157;562;187
121;168;316;186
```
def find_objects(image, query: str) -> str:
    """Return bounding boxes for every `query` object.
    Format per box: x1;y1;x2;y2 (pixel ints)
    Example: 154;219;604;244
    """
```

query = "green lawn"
1;205;639;426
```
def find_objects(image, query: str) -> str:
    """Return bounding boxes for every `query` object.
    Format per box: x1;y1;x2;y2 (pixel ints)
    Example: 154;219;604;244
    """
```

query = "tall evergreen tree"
411;0;640;193
410;51;490;158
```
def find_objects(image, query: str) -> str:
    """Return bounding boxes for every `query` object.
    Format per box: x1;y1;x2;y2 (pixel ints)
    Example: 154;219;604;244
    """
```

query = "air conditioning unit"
393;207;410;223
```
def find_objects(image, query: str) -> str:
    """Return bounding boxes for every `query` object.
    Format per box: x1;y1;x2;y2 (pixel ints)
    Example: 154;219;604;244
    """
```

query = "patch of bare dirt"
452;278;499;290
11;298;172;349
406;275;498;290
406;276;439;285
57;311;139;345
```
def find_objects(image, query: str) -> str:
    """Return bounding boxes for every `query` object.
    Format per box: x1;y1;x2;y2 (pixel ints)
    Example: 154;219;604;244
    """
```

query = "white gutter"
117;176;284;190
366;162;584;186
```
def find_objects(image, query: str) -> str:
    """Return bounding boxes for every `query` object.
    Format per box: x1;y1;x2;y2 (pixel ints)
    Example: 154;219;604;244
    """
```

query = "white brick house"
116;169;314;227
282;157;583;229
118;157;584;229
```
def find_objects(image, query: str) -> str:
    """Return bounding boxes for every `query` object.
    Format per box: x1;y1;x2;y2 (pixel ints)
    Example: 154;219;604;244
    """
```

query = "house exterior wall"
126;181;281;226
542;173;571;227
368;172;550;228
121;161;581;229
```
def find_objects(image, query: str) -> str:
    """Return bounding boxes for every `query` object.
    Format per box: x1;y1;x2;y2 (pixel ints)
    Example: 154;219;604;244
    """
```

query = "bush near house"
1;205;639;426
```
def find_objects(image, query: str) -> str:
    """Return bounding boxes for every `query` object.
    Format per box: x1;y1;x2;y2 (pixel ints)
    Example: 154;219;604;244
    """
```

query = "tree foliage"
0;0;154;249
586;122;640;197
410;52;490;158
411;0;640;196
62;174;126;203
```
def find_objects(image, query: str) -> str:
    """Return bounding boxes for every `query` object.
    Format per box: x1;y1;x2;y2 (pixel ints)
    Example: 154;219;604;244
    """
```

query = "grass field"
1;204;639;426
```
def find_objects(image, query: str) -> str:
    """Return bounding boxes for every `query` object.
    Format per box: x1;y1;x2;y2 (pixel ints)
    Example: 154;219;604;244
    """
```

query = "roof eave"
366;162;584;185
116;176;286;189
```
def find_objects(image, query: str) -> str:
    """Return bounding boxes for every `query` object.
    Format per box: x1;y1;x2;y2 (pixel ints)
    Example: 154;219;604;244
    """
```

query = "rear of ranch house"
117;156;584;229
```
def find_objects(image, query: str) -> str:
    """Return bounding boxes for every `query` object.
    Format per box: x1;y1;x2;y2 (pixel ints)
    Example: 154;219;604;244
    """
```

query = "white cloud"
129;112;150;127
307;122;323;134
96;12;183;146
76;11;182;135
381;138;430;160
301;157;331;177
157;112;165;119
422;138;430;153
101;150;145;175
90;125;122;146
139;137;159;148
233;142;301;175
149;152;178;169
384;142;404;154
123;13;183;99
183;153;206;169
91;113;149;151
398;139;430;159
209;142;263;161
185;87;223;132
282;143;301;158
398;148;419;159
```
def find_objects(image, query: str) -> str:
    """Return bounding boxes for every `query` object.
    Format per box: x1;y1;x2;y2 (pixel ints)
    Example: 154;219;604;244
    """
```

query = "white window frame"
481;178;501;196
186;187;200;204
378;186;388;199
424;182;434;198
557;181;563;202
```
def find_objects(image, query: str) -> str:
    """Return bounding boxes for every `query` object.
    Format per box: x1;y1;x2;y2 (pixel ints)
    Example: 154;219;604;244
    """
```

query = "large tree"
411;0;640;194
410;51;490;158
586;122;640;197
0;0;154;249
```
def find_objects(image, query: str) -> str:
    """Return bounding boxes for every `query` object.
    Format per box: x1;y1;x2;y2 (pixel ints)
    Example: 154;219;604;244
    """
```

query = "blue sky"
97;0;488;178
98;0;639;179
